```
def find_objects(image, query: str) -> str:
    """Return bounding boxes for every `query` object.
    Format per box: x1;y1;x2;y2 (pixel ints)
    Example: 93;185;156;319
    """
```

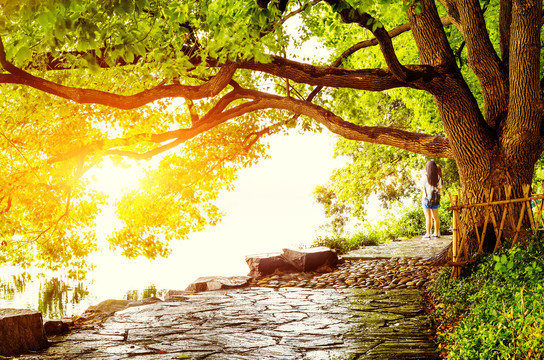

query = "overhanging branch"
0;37;237;109
324;0;408;81
52;85;454;163
236;88;454;159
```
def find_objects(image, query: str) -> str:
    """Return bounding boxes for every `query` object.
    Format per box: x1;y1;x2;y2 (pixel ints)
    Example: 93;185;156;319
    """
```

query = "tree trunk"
430;151;536;266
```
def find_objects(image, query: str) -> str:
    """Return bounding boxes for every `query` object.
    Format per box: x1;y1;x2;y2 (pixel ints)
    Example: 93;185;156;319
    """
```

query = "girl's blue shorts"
422;198;439;209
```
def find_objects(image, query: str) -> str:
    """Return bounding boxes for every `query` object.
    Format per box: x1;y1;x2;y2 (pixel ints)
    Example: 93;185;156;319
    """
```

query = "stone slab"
0;308;49;356
17;288;438;359
282;247;338;272
186;276;251;292
245;252;297;278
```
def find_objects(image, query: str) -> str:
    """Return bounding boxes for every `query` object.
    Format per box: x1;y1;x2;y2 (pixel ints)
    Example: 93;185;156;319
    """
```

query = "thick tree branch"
1;48;443;105
234;89;455;159
407;0;492;166
301;16;453;110
239;56;444;92
50;90;248;162
332;16;452;68
324;0;408;82
502;0;544;164
52;84;454;163
452;0;509;128
0;37;237;109
407;0;457;67
499;0;512;70
84;92;456;163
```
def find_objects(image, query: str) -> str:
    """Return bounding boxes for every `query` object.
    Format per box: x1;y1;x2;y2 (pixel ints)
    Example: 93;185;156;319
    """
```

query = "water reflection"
0;268;170;319
0;270;90;319
0;272;32;300
124;284;166;301
38;277;89;319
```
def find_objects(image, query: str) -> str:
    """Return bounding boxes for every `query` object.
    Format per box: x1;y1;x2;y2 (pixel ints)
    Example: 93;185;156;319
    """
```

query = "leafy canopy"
2;0;541;268
1;0;289;267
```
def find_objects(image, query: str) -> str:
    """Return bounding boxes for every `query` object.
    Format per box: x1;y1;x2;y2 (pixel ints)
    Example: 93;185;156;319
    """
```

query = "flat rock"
245;252;297;278
282;247;338;272
0;308;49;356
245;247;338;278
86;297;163;315
86;299;131;314
43;320;70;337
185;276;251;292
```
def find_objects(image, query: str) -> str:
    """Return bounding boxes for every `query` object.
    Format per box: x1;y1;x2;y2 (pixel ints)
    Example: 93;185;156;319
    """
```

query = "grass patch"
430;239;544;359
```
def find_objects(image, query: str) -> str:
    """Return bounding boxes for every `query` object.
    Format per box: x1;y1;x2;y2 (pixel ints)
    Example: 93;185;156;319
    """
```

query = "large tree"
0;0;542;267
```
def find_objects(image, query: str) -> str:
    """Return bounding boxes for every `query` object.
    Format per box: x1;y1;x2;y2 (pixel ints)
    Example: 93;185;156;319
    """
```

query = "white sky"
86;129;346;300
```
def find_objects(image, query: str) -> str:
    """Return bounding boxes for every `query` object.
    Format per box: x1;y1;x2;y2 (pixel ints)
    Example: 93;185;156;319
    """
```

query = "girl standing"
420;160;442;239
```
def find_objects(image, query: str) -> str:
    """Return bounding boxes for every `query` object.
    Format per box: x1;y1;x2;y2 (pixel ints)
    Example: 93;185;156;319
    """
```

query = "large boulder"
43;319;72;337
0;309;49;356
185;276;251;292
245;247;338;278
282;247;338;272
245;252;298;278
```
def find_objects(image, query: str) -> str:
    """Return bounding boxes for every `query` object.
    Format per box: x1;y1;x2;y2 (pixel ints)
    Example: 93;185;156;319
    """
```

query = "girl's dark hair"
426;160;440;187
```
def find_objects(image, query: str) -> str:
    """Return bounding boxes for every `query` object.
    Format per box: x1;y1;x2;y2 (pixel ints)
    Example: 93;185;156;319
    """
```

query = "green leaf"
37;11;54;29
14;46;31;64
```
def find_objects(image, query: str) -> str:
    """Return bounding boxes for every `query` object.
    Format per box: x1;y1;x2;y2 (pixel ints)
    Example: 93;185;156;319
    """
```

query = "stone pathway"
344;236;451;259
18;237;451;360
20;288;437;360
251;236;451;290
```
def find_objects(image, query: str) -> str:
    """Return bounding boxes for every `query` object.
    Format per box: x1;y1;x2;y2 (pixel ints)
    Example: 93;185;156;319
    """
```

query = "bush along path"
18;237;450;360
430;240;544;359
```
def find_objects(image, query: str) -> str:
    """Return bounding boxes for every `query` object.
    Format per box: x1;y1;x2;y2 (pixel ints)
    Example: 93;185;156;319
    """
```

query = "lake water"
0;131;342;319
0;219;318;319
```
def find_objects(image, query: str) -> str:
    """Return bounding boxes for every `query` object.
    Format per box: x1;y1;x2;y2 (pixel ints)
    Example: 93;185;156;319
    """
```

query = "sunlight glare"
87;158;146;199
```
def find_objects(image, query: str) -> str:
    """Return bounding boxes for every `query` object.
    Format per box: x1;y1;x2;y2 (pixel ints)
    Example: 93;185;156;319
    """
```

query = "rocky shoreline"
5;237;451;359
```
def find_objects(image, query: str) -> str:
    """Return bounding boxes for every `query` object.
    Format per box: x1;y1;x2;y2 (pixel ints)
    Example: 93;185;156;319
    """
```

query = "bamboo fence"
448;184;544;278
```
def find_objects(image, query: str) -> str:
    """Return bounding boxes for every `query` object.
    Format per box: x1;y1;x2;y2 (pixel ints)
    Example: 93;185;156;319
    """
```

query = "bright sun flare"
88;158;145;198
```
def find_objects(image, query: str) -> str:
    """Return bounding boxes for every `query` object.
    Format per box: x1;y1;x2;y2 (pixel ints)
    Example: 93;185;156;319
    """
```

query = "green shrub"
310;235;352;254
382;197;452;239
389;203;425;238
432;239;544;359
309;230;386;255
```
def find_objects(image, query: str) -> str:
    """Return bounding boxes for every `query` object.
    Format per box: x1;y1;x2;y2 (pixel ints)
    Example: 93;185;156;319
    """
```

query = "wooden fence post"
451;194;460;279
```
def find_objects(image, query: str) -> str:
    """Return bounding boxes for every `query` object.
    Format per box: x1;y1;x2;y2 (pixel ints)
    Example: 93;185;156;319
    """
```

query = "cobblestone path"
19;237;450;360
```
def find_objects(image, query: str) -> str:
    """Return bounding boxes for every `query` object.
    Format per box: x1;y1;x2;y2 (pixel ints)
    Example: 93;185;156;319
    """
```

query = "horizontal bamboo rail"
448;184;544;278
